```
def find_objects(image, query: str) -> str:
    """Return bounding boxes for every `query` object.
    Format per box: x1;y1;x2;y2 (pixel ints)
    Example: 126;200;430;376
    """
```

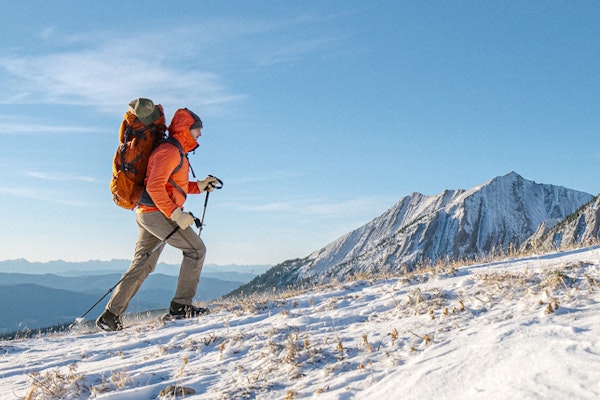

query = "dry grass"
26;364;88;400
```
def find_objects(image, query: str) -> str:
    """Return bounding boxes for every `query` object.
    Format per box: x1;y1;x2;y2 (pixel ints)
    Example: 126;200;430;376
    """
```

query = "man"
97;106;219;331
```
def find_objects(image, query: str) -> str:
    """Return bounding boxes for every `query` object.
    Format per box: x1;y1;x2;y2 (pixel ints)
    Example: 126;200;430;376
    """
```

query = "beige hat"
128;98;161;125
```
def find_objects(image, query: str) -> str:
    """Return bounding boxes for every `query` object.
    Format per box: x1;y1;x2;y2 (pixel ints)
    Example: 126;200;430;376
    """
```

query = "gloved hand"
170;207;194;229
198;176;220;192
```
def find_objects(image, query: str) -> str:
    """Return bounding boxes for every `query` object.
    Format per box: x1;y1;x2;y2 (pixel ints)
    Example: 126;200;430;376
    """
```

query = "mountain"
230;172;593;295
0;260;269;334
523;195;600;251
0;259;271;280
0;284;99;334
0;272;242;299
0;273;242;334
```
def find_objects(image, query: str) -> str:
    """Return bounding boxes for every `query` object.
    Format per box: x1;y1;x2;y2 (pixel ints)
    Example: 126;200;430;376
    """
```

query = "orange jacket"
138;109;201;218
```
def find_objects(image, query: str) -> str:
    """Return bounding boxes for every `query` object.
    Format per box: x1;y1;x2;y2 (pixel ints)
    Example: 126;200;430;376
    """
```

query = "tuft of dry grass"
27;364;88;400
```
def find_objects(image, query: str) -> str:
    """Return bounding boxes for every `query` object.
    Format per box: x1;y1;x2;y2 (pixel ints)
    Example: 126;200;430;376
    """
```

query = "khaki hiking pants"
106;210;206;316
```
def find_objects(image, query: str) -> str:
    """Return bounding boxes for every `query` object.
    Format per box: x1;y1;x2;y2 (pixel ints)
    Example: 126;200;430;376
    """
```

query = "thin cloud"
0;115;99;135
202;15;350;67
0;186;88;207
256;34;346;67
0;51;244;115
0;28;247;116
24;171;97;183
0;15;347;114
231;196;394;218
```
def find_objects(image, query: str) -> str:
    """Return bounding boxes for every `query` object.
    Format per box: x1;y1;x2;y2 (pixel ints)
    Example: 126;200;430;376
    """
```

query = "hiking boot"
169;301;210;319
96;309;123;332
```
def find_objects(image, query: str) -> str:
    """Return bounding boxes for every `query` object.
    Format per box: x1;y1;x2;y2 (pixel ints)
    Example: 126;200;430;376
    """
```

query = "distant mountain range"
0;261;270;335
0;259;270;280
0;274;241;335
0;284;98;333
229;172;595;296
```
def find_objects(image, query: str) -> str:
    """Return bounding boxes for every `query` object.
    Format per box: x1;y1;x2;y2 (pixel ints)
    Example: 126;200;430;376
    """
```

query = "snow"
2;246;600;399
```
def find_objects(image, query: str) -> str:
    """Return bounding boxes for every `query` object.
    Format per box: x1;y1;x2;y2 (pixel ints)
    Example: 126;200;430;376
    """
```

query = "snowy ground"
2;246;600;399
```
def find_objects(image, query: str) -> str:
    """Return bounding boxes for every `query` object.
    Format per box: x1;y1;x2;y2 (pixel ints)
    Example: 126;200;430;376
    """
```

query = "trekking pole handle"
208;175;223;190
189;212;202;229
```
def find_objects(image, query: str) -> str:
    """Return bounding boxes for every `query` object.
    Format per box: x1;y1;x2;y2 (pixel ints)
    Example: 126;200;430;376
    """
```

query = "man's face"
190;127;202;140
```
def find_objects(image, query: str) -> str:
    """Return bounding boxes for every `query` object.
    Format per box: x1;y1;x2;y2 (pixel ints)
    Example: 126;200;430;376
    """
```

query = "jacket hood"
167;108;200;153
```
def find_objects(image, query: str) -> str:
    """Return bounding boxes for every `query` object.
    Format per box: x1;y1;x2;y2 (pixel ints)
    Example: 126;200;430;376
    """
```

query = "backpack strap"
138;137;188;207
163;137;187;199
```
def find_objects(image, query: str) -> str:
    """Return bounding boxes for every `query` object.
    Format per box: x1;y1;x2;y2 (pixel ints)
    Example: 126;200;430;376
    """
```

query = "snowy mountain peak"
232;173;593;294
462;171;525;198
495;170;522;181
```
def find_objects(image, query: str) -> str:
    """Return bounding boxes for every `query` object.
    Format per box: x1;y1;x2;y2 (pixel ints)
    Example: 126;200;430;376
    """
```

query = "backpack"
137;137;188;207
110;102;167;209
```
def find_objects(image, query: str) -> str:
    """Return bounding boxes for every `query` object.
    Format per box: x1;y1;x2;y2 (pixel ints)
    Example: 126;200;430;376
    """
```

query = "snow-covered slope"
3;246;600;399
233;172;592;293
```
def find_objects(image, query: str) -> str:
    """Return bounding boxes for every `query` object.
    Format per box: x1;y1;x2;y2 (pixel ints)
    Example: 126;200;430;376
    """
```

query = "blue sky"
1;1;600;267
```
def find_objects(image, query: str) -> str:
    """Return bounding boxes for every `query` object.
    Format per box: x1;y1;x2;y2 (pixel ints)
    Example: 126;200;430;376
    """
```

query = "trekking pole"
74;225;180;324
195;175;223;237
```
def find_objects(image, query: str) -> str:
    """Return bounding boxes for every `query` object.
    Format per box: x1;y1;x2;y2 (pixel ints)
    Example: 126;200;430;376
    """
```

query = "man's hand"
170;207;194;229
198;176;220;192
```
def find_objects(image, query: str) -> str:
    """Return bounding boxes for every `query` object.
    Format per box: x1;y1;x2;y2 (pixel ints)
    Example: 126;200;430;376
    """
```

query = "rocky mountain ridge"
230;172;594;296
523;195;599;251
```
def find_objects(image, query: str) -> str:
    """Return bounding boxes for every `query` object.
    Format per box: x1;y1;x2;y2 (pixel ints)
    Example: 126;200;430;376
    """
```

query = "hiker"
97;105;219;331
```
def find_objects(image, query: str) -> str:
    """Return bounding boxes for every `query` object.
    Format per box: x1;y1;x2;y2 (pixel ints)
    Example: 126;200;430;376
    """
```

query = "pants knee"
185;241;206;261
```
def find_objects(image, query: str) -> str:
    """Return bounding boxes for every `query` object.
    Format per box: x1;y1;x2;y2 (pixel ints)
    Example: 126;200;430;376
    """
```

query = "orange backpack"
110;100;167;209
